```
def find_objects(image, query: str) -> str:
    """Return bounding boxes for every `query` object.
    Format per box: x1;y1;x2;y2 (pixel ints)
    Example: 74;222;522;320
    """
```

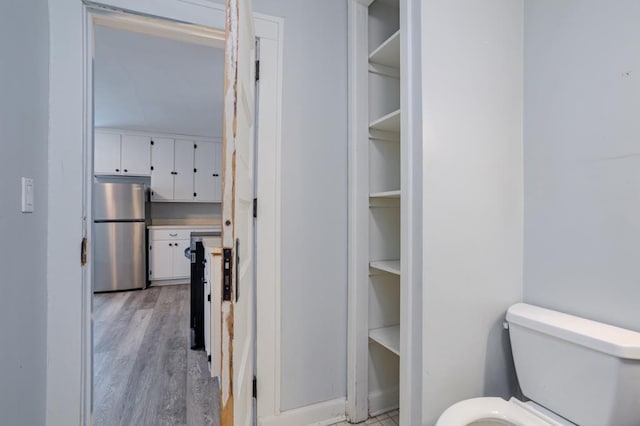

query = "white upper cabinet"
94;132;121;175
173;139;196;201
150;137;175;201
94;131;151;176
194;141;222;202
120;135;151;175
95;128;221;203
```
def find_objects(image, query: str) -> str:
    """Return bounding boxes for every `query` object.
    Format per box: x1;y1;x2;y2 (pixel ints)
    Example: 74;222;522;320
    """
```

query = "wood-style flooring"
93;284;219;426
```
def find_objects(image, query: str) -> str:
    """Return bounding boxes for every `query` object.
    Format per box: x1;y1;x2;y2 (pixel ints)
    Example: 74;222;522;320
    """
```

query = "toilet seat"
436;397;569;426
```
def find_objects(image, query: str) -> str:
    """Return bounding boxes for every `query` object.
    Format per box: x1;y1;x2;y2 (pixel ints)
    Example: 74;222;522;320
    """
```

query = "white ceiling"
94;25;224;138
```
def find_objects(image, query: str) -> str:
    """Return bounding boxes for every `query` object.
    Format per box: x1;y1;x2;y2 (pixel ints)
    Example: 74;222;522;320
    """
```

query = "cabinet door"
150;138;175;201
194;141;220;202
94;132;121;175
173;139;195;201
171;239;191;278
149;240;174;280
121;135;151;176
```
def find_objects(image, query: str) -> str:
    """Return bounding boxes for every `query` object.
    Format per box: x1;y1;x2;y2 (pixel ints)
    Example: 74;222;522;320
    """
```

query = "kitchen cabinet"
95;128;222;202
194;141;222;202
94;130;151;176
173;139;196;201
151;138;221;202
120;135;151;175
148;228;190;282
94;132;121;174
150;137;177;201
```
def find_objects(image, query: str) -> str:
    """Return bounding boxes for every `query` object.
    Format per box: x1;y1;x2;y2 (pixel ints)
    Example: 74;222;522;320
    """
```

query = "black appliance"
189;231;219;350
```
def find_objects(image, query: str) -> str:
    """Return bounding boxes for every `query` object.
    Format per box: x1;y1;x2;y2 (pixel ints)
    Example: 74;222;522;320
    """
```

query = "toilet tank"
506;303;640;426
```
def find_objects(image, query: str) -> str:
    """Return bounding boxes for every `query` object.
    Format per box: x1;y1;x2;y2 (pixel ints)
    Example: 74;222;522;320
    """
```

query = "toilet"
437;303;640;426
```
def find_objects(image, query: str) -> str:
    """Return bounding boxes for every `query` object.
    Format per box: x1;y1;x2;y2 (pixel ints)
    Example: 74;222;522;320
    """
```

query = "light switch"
21;177;34;213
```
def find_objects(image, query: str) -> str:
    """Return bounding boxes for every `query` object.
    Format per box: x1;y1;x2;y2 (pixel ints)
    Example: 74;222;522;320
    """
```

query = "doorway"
48;2;285;424
90;9;226;425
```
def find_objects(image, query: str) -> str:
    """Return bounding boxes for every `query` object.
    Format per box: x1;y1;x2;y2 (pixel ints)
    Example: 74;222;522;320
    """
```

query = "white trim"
258;398;347;426
399;0;423;424
254;14;285;421
346;0;372;423
47;1;283;424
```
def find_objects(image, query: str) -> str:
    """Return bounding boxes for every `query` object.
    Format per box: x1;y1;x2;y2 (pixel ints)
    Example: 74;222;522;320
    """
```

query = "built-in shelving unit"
366;0;401;420
348;0;403;422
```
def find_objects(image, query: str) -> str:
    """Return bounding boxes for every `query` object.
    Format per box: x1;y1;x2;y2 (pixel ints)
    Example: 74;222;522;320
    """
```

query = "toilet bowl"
436;397;570;426
436;303;640;426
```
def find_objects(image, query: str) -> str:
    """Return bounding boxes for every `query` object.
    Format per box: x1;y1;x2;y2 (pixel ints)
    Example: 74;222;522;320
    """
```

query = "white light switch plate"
21;177;34;213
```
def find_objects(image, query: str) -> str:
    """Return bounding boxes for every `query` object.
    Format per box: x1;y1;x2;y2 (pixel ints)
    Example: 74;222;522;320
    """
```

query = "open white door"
220;0;256;425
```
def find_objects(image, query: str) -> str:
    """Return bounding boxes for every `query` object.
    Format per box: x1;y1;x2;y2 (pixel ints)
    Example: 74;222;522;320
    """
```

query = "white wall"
420;1;523;423
0;1;49;425
251;0;349;412
524;1;640;331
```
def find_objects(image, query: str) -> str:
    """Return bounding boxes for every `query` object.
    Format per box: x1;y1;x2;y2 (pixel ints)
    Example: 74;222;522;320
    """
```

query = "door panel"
150;240;174;280
172;239;191;278
174;139;195;201
121;135;151;176
221;0;256;424
194;141;218;202
151;137;175;201
94;132;121;175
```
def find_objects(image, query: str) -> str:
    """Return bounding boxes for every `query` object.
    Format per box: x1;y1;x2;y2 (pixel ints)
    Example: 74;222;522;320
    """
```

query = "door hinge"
253;198;257;218
208;355;211;362
81;237;88;266
252;376;257;399
207;294;211;302
255;60;260;81
222;248;232;301
150;140;154;146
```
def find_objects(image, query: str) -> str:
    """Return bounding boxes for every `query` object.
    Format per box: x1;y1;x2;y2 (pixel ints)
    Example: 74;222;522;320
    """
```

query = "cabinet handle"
169;233;178;237
116;168;120;172
124;169;128;173
194;192;197;197
194;168;197;173
169;243;173;246
175;243;178;247
213;173;219;177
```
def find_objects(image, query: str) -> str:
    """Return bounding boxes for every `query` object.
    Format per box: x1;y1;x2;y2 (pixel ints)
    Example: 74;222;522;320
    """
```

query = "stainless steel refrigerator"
93;182;147;292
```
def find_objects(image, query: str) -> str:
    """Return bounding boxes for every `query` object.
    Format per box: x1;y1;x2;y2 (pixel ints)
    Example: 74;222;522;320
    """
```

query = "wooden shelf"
369;30;400;68
370;109;400;133
370;260;400;275
369;325;400;356
369;190;400;199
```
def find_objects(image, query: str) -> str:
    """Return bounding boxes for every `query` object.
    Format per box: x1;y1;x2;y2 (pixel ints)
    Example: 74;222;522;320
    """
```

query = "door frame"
47;1;283;423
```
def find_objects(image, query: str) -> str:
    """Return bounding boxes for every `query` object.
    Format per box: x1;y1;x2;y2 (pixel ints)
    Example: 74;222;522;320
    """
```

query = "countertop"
147;224;222;231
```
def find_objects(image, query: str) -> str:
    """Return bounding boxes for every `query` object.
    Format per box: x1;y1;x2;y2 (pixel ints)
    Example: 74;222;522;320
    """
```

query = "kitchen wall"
524;1;640;331
250;0;349;411
149;202;220;225
0;1;49;425
420;0;524;423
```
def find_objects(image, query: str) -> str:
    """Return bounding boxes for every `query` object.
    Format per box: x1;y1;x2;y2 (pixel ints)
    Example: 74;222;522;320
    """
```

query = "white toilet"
437;303;640;426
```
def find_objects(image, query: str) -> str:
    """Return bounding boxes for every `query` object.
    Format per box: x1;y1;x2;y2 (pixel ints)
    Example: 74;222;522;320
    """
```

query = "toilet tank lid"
506;303;640;360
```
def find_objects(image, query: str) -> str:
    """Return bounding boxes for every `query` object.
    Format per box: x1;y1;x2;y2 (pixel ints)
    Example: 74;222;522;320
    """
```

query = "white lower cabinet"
148;229;191;282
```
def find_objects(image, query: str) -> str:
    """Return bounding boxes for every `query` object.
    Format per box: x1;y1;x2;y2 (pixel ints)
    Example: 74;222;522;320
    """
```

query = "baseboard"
259;397;346;426
369;387;399;417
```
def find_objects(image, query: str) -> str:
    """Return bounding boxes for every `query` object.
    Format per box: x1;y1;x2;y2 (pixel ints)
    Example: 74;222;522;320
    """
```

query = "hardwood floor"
93;285;219;426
